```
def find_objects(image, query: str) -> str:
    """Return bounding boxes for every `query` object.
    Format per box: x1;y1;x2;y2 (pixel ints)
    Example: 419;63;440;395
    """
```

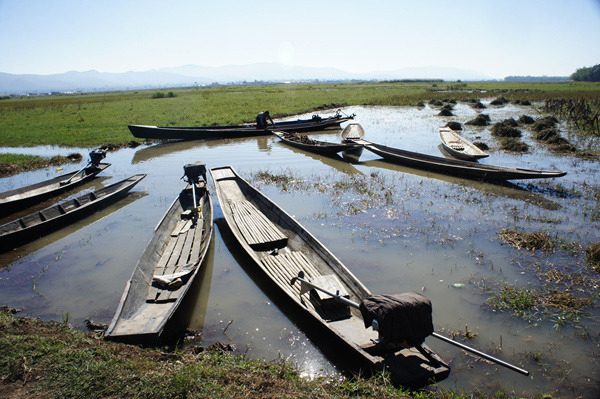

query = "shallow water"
1;104;599;397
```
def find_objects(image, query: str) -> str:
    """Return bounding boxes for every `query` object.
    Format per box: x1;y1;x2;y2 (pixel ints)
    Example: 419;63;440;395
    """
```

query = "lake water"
1;104;598;397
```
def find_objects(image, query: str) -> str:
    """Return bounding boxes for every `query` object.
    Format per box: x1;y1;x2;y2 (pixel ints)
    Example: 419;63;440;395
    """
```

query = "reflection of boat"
129;112;354;141
275;142;363;175
439;127;489;161
0;191;147;267
0;174;146;253
211;166;450;388
106;163;213;344
272;131;361;155
360;160;561;211
0;150;110;216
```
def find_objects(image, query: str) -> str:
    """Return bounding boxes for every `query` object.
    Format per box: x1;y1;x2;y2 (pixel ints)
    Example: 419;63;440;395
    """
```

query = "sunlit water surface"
1;105;599;397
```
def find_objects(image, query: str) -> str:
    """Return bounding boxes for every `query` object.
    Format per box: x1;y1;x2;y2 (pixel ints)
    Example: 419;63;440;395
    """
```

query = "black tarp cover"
359;292;434;347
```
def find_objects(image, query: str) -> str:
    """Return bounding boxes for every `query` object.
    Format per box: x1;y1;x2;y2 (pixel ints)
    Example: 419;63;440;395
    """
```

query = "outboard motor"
183;161;207;184
89;149;106;167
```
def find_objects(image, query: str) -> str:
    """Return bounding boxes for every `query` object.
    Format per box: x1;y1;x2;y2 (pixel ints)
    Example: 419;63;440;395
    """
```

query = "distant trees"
571;64;600;82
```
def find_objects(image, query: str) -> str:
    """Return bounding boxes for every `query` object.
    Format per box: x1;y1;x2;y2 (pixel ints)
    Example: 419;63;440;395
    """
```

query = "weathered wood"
211;165;451;388
106;179;213;344
230;200;287;249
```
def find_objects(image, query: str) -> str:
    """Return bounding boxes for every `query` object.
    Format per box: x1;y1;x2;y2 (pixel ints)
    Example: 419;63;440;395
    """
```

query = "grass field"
1;81;599;148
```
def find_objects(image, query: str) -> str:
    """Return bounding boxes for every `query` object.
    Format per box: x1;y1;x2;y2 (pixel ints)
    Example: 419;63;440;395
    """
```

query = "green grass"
0;309;529;399
0;153;81;176
1;81;599;148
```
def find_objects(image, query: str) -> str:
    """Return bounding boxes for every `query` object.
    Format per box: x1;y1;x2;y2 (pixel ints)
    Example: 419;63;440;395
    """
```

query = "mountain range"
0;63;493;95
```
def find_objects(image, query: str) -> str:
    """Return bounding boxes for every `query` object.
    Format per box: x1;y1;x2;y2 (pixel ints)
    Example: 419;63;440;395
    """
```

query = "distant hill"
0;63;493;95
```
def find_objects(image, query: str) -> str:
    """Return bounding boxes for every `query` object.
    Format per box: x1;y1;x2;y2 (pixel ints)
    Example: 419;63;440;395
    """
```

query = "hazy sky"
1;0;599;78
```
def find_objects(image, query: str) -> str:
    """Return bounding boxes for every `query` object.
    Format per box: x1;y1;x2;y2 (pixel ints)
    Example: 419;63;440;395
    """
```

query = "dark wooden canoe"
0;163;110;216
0;174;145;253
106;163;213;344
349;138;566;181
128;112;354;141
272;131;362;154
210;166;449;388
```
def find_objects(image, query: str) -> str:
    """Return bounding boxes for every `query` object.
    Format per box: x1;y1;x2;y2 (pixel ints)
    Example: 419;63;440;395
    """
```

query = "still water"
1;104;599;397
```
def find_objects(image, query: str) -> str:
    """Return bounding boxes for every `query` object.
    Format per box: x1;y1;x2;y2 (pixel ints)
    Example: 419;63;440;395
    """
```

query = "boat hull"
352;139;566;181
0;163;111;216
439;127;489;161
272;131;361;154
0;174;145;252
105;179;213;344
128;115;354;141
210;166;450;388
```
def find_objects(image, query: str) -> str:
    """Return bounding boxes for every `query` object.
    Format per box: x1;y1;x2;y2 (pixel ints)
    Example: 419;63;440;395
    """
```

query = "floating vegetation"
531;116;559;132
533;127;576;153
484;281;538;317
497;229;562;252
585;242;600;272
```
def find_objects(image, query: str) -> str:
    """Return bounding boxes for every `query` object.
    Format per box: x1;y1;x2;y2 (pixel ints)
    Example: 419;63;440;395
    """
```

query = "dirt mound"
473;141;489;151
445;121;462;130
438;108;453;116
491;120;522;137
518;115;535;124
532;116;559;132
473;101;487;109
490;97;510;106
466;114;491;126
429;99;444;106
513;99;532;106
500;137;529;152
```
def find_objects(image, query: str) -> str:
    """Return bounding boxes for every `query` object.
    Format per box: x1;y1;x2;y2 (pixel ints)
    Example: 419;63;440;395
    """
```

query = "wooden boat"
0;174;145;253
349;138;566;181
106;162;213;344
210;166;450;388
128;111;354;141
439;127;489;161
0;150;110;216
272;131;362;155
342;123;565;180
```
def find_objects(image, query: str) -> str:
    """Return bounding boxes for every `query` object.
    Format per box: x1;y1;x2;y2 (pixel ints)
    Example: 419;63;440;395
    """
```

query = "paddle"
290;271;529;376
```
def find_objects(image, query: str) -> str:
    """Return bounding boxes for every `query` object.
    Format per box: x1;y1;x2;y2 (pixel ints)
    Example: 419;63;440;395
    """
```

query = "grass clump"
465;114;490;126
0;153;82;177
497;229;559;252
486;281;538;317
585;242;600;272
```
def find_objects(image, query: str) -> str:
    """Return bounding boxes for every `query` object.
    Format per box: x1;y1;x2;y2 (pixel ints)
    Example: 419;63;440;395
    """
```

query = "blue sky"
1;0;599;78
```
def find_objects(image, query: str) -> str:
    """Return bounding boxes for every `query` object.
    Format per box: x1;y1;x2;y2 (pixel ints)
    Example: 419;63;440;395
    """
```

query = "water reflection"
359;159;561;210
273;142;362;175
0;191;147;268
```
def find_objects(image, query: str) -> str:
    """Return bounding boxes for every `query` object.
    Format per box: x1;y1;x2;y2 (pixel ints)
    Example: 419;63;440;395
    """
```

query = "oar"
290;271;529;376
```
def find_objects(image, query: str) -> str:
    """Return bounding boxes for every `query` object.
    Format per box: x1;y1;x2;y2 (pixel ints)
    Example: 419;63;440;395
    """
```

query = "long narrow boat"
350;138;566;181
272;131;362;155
210;166;450;388
438;127;489;161
0;174;145;253
0;151;110;216
106;162;213;344
128;111;354;141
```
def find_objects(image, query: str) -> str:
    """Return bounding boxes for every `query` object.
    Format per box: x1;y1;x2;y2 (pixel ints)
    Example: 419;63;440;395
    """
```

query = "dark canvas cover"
359;292;434;347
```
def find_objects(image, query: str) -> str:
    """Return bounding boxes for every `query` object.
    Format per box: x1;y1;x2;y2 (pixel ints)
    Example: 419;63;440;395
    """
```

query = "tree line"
571;64;600;82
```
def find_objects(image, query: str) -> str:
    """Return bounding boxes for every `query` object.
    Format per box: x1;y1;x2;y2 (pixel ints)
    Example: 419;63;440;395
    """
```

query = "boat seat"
230;200;287;250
